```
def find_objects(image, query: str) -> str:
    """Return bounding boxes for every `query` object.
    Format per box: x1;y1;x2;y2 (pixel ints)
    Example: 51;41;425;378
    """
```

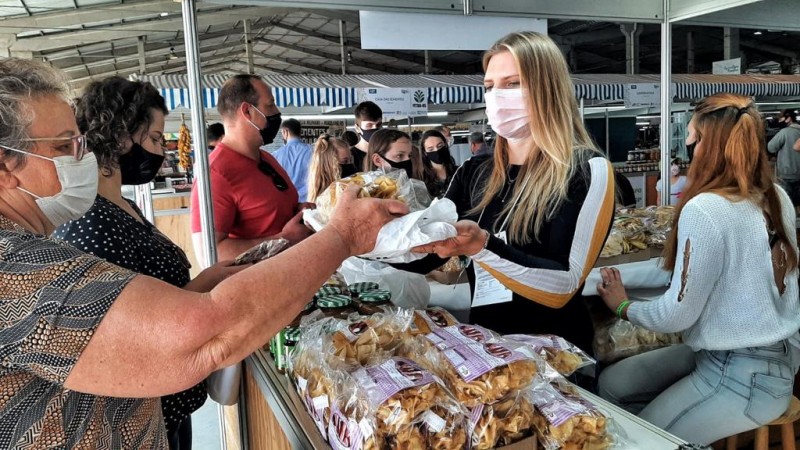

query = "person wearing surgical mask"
307;134;354;202
420;129;459;198
0;57;406;448
190;74;311;262
53;77;238;450
655;158;688;206
353;101;383;171
398;31;615;356
366;129;414;180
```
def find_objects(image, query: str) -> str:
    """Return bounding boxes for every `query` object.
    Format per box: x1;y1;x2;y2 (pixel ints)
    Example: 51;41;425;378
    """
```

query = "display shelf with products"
235;271;689;450
244;347;688;450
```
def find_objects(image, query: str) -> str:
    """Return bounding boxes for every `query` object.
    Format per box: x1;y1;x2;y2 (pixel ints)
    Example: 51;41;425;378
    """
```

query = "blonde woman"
410;31;615;353
307;134;356;202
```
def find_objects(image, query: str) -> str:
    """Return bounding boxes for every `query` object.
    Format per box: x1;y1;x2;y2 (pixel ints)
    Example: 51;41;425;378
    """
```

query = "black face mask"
339;163;358;178
380;155;414;179
425;146;449;165
360;128;378;143
249;104;282;145
778;121;789;129
119;143;165;185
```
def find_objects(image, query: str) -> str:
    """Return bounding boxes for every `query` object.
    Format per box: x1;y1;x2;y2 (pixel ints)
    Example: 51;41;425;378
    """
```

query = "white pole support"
659;0;672;204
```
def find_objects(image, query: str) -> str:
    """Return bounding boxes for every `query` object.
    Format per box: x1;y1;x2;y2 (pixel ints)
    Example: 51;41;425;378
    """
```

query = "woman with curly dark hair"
53;77;227;449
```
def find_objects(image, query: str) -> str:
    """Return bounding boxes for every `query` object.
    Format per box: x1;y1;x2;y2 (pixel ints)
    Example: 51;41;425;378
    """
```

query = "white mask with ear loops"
6;147;98;227
484;88;531;141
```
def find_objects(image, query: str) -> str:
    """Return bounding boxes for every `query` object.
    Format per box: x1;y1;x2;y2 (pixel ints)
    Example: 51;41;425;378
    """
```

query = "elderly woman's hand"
327;185;409;256
597;267;629;313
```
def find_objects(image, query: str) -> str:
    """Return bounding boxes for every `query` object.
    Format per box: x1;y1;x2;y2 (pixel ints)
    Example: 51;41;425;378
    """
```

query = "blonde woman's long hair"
472;31;598;244
308;134;346;202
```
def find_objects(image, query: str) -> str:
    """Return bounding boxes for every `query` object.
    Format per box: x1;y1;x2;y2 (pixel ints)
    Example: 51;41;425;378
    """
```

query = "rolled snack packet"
232;237;290;265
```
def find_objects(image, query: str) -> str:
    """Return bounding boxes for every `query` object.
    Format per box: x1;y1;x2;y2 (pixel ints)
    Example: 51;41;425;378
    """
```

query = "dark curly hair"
75;77;167;175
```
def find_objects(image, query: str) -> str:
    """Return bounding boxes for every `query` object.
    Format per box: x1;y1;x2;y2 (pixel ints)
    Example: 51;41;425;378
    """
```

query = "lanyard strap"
476;172;531;235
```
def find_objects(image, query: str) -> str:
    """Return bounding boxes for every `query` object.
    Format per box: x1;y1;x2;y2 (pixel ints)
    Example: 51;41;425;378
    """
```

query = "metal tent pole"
658;0;672;204
179;1;234;450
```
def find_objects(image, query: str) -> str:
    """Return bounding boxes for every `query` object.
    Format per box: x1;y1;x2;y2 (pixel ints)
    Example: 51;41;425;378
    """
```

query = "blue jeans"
598;342;798;445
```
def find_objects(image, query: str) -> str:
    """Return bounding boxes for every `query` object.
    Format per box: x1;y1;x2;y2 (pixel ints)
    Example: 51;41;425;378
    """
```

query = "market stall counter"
243;348;687;450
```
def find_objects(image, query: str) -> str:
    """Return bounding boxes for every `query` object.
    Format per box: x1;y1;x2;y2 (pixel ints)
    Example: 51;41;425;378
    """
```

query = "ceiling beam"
682;0;800;31
208;0;664;22
265;19;466;72
0;0;177;31
254;36;391;74
250;49;336;74
669;0;763;23
69;51;241;87
8;5;289;52
39;26;246;61
59;41;244;74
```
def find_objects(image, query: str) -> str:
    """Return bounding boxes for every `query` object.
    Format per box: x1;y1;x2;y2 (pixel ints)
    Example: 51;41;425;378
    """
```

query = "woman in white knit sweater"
597;93;800;445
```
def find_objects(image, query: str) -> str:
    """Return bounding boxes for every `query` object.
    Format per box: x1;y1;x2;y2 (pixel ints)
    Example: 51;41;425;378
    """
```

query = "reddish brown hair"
663;93;798;271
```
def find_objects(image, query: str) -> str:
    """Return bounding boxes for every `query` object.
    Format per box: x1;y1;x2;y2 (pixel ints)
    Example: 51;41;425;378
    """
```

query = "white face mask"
10;149;98;227
670;164;680;177
448;137;455;147
484;88;531;141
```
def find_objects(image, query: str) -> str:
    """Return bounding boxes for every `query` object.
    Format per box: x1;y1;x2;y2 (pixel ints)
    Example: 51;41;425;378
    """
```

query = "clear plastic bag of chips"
593;318;682;364
410;307;460;335
468;391;536;450
328;309;413;367
504;334;596;378
417;338;540;408
308;169;425;226
348;356;468;450
528;381;624;450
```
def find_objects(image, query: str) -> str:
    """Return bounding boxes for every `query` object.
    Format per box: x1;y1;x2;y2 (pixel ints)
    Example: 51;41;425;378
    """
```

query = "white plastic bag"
340;257;430;309
306;197;458;264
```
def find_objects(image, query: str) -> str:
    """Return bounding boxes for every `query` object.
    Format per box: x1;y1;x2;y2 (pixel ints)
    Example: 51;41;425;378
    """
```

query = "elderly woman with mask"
0;58;405;448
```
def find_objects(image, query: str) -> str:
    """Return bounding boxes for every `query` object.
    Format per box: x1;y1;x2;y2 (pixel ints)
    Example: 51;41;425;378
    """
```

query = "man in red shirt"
191;74;311;262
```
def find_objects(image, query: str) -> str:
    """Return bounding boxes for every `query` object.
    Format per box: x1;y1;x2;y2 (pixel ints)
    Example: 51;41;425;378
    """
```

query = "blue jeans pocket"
744;373;792;425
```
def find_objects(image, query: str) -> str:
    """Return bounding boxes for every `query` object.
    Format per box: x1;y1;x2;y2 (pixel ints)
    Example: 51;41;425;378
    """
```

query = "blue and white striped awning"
159;87;357;110
135;73;800;111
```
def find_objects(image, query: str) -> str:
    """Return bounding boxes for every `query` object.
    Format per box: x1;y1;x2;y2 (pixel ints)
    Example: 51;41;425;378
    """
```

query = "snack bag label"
353;357;435;407
328;407;366;450
339;320;371;343
424;324;492;350
303;390;329;439
442;342;527;382
467;404;485;437
416;308;453;331
421;410;446;433
533;388;599;427
504;334;562;353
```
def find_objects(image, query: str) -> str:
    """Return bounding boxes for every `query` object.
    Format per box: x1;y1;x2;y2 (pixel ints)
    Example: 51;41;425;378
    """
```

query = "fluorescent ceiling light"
160;12;169;17
636;122;650;125
753;31;763;35
427;111;448;117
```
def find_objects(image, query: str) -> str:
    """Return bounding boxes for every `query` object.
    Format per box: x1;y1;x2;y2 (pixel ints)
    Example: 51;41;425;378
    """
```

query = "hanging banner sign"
712;57;742;75
357;88;428;119
624;83;661;108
